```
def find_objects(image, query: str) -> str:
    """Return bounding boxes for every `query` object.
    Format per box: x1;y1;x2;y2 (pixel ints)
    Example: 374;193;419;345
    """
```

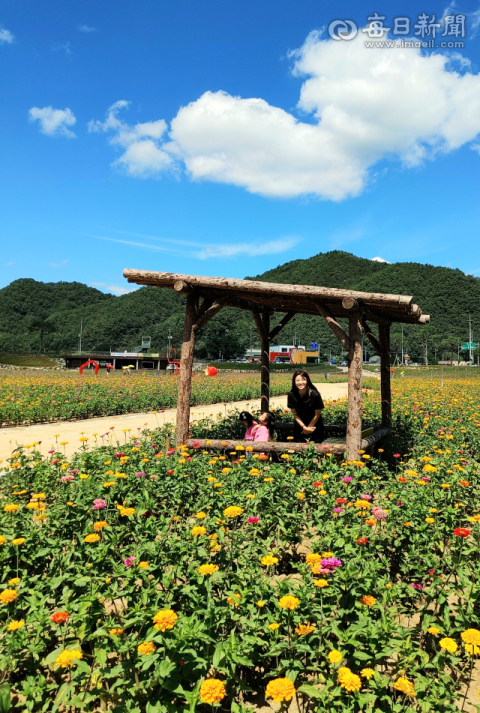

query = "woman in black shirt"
287;370;325;443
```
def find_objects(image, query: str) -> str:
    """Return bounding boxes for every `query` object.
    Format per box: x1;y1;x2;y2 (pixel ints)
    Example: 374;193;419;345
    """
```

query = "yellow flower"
429;508;438;513
265;678;296;703
278;595;299;610
338;668;361;692
423;464;437;473
314;579;329;588
191;526;207;537
261;554;279;566
297;492;305;500
306;553;322;566
119;507;135;517
256;600;265;607
462;629;480;646
7;619;25;631
12;538;25;546
223;506;243;518
227;593;241;607
79;474;89;479
295;623;315;636
354;500;371;509
222;468;231;474
441;483;451;489
268;622;280;630
55;649;83;668
93;521;108;531
403;521;412;527
153;609;178;632
109;628;123;635
359;595;376;607
428;626;441;635
195;511;206;519
84;533;101;543
137;641;156;656
199;679;226;704
138;561;149;569
264;477;274;483
4;504;20;513
198;564;219;576
440;637;458;653
328;650;343;664
361;668;375;680
425;517;435;524
394;677;416;697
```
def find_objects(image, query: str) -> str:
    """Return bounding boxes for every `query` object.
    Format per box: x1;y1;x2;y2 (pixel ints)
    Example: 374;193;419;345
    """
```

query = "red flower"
393;453;401;458
356;536;368;545
336;497;348;505
313;481;323;487
459;480;470;487
166;470;174;475
453;528;470;538
50;611;69;624
428;569;435;576
398;476;407;483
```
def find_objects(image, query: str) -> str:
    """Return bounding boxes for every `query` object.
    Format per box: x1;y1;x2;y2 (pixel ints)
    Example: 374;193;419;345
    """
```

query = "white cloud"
48;260;68;267
52;41;71;54
91;30;480;200
29;106;77;138
89;281;139;296
371;256;391;264
0;27;14;44
85;231;300;259
6;261;14;266
471;5;480;37
88;101;173;176
79;25;96;33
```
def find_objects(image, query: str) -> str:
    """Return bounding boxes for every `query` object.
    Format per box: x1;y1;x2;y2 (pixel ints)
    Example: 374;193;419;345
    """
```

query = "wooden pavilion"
123;269;429;459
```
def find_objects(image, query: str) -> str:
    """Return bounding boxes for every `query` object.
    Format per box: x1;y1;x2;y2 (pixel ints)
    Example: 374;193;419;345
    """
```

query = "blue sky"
1;0;480;294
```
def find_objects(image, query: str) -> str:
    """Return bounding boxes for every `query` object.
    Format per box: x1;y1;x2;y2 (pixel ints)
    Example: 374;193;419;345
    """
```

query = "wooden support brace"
193;299;227;332
346;311;363;460
361;317;381;356
176;294;197;446
252;311;270;413
269;312;295;342
315;302;350;351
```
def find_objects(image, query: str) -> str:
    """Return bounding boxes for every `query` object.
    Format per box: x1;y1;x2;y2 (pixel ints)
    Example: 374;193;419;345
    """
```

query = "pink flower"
135;472;146;478
409;583;423;591
48;449;55;454
393;453;401;458
421;476;431;482
246;516;260;524
124;556;135;567
114;452;125;459
61;475;75;482
333;507;343;514
321;557;342;568
360;494;372;501
92;499;107;510
166;448;175;456
342;476;353;483
372;507;388;521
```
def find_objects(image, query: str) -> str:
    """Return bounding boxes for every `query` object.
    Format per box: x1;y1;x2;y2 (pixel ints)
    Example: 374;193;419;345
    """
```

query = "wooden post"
379;323;392;428
346;311;363;460
252;311;270;413
176;294;197;446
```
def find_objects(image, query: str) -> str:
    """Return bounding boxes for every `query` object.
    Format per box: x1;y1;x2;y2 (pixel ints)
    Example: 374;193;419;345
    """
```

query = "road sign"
461;343;477;350
310;342;318;351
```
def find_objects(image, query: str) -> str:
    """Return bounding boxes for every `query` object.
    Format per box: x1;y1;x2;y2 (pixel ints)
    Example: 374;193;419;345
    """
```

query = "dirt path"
0;382;348;468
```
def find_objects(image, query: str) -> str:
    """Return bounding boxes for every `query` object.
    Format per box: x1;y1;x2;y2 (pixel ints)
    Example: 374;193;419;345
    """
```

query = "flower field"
1;379;480;712
0;371;344;427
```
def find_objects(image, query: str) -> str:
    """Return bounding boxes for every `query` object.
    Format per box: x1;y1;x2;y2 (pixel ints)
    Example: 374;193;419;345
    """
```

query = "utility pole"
469;315;473;366
458;340;460;366
167;328;173;356
401;326;404;365
425;337;428;366
78;318;83;355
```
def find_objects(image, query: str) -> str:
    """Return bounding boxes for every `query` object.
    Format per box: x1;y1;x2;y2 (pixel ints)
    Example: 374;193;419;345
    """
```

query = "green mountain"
1;252;479;362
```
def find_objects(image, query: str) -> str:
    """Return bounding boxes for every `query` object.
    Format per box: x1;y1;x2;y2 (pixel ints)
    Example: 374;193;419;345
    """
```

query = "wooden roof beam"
269;312;295;342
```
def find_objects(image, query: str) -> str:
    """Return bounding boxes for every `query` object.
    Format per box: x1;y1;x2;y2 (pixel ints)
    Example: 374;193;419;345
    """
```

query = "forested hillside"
1;252;479;362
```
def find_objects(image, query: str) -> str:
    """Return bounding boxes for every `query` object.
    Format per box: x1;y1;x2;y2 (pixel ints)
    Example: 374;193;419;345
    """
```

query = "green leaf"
159;658;176;678
297;684;322;699
0;683;11;713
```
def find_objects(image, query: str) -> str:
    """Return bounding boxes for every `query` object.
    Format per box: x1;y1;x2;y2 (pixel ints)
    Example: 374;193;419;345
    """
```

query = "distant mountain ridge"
1;251;479;362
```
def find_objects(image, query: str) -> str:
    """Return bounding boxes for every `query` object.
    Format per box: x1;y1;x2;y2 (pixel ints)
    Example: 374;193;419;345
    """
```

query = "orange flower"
50;611;69;624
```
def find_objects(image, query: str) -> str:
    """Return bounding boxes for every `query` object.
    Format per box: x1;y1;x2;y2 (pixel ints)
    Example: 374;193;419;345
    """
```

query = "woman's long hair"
262;411;276;440
290;369;319;403
239;411;254;427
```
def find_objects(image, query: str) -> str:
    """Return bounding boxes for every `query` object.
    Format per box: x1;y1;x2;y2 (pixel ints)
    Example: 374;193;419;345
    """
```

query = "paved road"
0;382;349;468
